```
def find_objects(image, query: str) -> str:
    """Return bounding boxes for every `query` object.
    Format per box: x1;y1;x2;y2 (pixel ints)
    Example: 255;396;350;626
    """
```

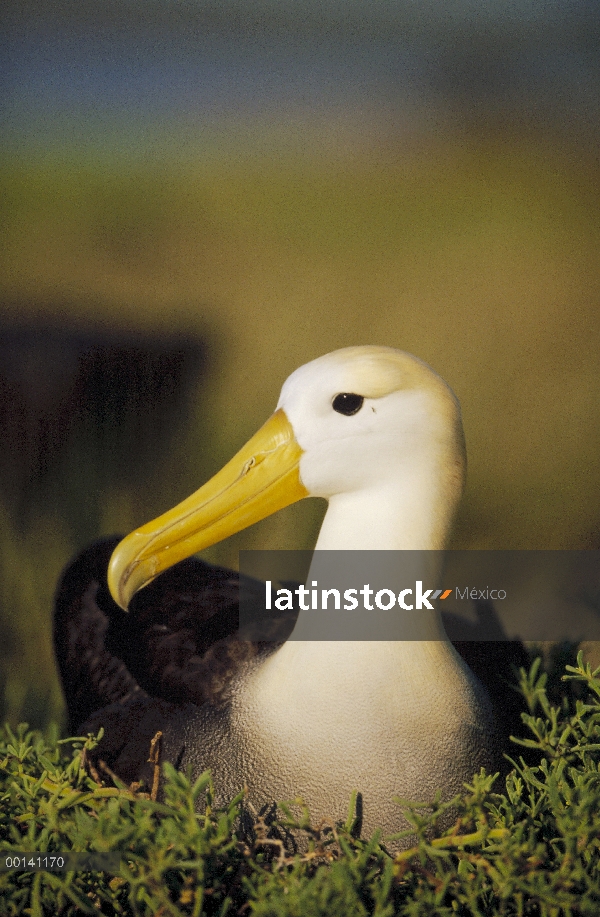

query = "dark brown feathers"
54;537;259;734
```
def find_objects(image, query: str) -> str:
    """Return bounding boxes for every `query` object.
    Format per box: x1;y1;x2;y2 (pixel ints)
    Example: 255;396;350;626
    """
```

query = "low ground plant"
1;652;599;916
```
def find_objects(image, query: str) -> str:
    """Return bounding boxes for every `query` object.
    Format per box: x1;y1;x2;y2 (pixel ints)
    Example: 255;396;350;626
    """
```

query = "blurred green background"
1;1;599;730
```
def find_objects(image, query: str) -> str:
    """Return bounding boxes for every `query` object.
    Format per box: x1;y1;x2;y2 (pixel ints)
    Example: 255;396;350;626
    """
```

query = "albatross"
55;345;499;842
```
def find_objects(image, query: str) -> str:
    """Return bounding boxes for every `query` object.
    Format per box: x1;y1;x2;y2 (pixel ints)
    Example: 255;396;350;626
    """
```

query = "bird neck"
279;464;460;643
252;446;463;682
313;463;456;552
270;474;450;640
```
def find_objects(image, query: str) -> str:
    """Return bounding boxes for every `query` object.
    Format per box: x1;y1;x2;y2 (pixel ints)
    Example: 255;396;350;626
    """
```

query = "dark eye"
332;393;364;416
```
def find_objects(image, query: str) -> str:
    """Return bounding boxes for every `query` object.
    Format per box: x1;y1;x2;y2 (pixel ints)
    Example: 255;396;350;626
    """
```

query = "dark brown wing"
444;602;532;768
53;537;259;734
54;537;267;784
53;537;143;734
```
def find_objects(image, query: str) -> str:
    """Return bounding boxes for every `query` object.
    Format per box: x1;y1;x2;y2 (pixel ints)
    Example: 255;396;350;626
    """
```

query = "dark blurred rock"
0;314;206;535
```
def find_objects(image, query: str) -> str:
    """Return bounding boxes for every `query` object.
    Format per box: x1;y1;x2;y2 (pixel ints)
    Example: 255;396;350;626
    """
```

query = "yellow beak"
108;408;308;610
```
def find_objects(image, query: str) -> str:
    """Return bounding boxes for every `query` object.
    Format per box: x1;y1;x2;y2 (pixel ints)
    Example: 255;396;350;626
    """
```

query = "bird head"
108;346;464;610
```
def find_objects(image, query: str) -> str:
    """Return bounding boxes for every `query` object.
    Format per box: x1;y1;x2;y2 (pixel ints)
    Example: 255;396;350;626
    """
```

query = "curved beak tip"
107;550;131;611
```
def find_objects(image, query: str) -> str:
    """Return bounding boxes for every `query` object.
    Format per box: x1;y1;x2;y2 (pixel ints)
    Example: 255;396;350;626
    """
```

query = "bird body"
56;346;499;844
167;639;494;839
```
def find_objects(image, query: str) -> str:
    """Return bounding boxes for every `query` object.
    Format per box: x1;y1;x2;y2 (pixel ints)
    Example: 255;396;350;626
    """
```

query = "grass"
1;651;599;915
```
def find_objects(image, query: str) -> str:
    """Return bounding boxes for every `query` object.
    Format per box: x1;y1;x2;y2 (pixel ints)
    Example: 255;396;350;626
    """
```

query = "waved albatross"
55;346;499;842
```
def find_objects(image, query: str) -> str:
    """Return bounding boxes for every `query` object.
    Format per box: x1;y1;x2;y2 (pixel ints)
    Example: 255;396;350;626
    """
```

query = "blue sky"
2;1;599;153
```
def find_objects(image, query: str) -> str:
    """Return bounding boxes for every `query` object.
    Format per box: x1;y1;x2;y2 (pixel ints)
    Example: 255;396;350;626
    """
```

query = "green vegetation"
1;652;599;915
